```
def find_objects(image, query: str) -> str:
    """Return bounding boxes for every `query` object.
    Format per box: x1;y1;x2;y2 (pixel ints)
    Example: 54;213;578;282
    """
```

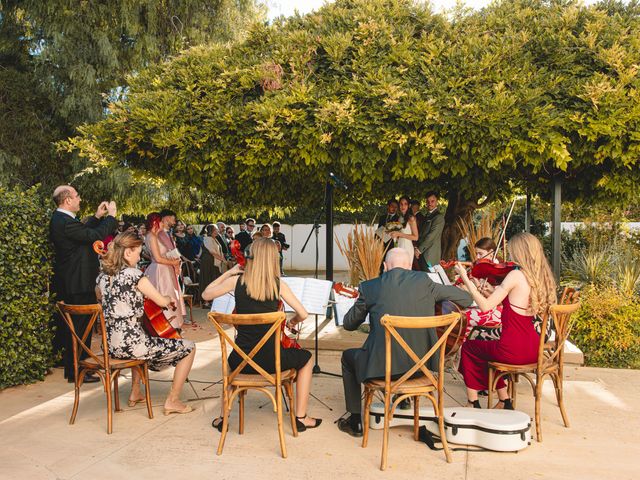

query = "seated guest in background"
215;221;232;260
260;223;273;239
199;224;225;308
174;221;191;259
184;224;202;261
225;226;235;243
455;233;556;409
97;232;196;415
272;221;289;274
202;238;321;432
337;248;472;437
235;217;255;253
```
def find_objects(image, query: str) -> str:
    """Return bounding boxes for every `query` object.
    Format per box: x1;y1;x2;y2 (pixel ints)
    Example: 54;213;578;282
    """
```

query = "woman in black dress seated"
202;238;321;432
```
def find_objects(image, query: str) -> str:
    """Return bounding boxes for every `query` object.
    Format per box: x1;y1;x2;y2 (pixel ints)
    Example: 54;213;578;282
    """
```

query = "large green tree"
66;0;640;255
0;0;265;193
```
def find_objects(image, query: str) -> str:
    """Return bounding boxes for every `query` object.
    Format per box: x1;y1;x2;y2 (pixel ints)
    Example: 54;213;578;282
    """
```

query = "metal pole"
552;177;562;281
525;192;531;233
325;181;334;282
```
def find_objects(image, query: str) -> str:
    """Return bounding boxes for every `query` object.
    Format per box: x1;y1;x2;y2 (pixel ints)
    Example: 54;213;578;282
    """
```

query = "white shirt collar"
429;207;438;214
56;208;76;219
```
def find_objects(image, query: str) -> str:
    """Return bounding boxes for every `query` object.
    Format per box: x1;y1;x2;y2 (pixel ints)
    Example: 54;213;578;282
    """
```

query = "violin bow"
478;198;517;291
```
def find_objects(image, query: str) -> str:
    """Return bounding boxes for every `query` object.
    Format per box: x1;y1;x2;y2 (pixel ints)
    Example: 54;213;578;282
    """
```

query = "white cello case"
369;404;531;452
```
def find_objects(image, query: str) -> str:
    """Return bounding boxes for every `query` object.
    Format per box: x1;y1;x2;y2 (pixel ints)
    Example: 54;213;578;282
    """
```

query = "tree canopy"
66;0;640;249
0;0;265;191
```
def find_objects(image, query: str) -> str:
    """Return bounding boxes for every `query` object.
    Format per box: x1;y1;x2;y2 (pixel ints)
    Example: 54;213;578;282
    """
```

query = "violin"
230;239;246;267
470;259;519;286
333;282;359;299
93;240;181;339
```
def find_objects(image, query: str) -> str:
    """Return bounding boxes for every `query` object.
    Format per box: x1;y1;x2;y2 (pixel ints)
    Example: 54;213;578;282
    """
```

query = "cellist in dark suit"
337;248;472;437
49;185;117;382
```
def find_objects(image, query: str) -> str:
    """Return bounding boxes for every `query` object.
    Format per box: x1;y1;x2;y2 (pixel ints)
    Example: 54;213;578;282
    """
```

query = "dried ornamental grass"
336;221;388;285
457;208;501;260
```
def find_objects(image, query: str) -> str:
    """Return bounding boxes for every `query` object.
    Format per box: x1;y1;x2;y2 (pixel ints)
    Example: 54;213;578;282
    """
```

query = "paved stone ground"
1;307;638;480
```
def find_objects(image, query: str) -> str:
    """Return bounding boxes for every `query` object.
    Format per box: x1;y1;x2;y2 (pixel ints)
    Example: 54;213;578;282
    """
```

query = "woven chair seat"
365;375;436;392
232;368;296;386
80;356;145;369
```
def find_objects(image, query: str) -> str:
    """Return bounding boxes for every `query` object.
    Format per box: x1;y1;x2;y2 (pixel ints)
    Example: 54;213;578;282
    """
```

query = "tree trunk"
441;190;490;260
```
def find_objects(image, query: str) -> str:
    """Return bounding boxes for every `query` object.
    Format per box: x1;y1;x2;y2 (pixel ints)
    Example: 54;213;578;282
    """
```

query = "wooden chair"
182;294;195;324
182;260;200;305
56;302;153;434
362;312;461;471
487;301;581;441
559;286;579;305
208;311;297;457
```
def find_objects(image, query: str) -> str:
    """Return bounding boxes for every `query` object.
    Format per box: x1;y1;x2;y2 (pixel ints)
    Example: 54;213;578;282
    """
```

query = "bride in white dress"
390;196;419;260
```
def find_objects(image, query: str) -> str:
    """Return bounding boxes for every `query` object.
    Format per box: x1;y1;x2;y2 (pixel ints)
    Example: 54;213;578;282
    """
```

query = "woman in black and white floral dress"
97;232;196;415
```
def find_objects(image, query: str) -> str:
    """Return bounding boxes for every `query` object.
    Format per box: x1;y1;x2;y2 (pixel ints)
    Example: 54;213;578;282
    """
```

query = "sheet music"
281;277;333;315
427;265;450;286
333;288;370;326
210;293;235;314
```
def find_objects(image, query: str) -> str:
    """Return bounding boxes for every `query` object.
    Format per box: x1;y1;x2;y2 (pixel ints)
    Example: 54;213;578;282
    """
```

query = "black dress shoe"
337;417;363;437
67;373;100;384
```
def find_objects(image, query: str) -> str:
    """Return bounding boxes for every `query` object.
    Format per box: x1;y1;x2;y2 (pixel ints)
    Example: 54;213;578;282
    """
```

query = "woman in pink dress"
455;233;556;409
144;212;186;329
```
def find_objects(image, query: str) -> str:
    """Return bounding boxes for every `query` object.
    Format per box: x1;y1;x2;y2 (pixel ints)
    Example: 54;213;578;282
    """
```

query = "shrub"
571;285;640;369
0;186;55;388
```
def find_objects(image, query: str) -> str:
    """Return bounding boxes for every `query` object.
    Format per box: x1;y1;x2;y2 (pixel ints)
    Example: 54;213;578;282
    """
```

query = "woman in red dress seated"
454;233;556;409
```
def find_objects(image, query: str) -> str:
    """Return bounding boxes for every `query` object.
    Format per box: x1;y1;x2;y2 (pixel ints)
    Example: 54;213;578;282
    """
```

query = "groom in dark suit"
49;185;117;382
337;248;472;436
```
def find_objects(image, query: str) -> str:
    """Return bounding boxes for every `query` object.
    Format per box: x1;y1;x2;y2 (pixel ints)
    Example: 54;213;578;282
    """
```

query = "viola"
93;240;181;339
470;260;519;286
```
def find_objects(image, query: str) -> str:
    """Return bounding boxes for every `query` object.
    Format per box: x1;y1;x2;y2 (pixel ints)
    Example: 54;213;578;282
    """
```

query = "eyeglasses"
247;224;255;229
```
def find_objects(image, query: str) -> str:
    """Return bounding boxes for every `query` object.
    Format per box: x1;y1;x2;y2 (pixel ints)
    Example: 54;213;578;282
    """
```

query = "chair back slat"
544;302;581;366
56;302;109;371
208;311;286;386
381;313;460;392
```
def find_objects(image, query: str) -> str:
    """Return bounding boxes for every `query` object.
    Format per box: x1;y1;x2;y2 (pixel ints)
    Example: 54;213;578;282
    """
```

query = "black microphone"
329;172;348;190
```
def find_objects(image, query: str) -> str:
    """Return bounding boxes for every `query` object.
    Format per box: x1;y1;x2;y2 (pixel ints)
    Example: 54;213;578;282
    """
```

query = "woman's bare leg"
164;348;196;410
129;368;144;403
295;358;318;426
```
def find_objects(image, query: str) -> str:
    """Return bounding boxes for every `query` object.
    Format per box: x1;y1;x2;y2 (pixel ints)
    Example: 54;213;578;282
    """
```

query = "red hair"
145;212;161;231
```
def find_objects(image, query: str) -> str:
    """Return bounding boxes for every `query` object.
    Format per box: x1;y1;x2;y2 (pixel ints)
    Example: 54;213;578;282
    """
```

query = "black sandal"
295;415;322;432
493;398;514;410
467;399;481;409
212;416;224;432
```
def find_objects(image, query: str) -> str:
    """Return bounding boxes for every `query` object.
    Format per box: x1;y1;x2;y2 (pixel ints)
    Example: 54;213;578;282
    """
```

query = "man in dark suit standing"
416;191;445;271
235;217;256;254
337;248;472;436
49;185;117;382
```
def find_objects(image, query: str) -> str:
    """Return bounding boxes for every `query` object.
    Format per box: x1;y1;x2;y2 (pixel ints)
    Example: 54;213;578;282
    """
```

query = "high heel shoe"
128;398;145;407
212;416;224;432
295;415;322;432
467;399;481;409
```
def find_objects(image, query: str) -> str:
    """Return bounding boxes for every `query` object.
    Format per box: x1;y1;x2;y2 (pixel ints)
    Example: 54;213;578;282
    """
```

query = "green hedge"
572;285;640;369
0;186;55;388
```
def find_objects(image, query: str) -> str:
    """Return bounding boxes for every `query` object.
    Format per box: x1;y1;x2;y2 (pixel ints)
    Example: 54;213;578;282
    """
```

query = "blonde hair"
508;232;557;317
242;238;280;301
101;232;143;276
